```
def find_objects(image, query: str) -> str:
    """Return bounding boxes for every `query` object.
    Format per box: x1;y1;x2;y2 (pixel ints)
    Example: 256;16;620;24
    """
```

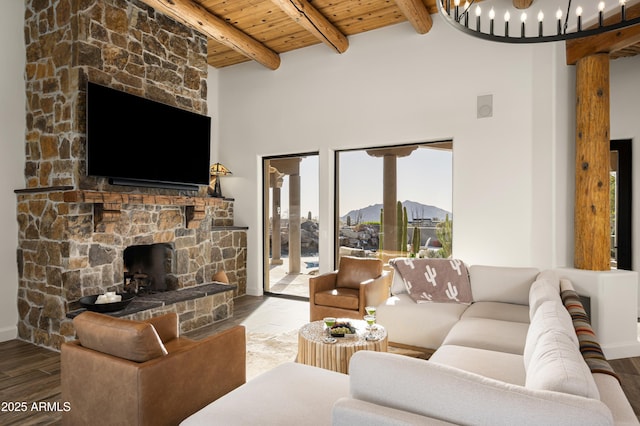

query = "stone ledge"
66;282;236;319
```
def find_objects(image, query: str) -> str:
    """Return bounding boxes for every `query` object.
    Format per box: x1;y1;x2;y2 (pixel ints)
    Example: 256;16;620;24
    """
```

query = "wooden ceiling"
139;0;640;70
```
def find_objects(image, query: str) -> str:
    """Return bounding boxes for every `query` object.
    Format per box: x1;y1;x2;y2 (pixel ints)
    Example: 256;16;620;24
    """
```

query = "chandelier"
436;0;640;43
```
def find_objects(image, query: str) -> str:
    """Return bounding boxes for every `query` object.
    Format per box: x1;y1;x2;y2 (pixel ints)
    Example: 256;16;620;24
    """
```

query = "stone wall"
17;0;245;351
24;0;209;190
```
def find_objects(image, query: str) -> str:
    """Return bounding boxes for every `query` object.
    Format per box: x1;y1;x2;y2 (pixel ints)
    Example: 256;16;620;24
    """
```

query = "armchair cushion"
315;288;359;310
73;311;167;363
336;256;383;290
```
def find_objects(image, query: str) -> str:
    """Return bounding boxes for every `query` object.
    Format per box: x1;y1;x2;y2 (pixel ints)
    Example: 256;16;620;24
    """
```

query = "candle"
620;0;626;21
489;8;495;35
556;9;563;35
538;11;544;36
504;11;510;37
576;6;583;32
598;2;605;27
464;1;469;27
521;12;527;38
454;0;460;21
475;5;481;31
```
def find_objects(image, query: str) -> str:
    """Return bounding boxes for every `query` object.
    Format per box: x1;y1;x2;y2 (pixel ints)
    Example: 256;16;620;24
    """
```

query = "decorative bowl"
330;322;356;337
79;292;136;313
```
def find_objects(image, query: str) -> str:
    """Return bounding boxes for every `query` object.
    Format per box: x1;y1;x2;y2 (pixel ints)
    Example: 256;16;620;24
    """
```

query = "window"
335;142;453;265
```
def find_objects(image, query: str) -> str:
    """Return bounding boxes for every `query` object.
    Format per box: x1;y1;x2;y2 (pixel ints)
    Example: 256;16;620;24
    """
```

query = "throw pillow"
389;258;472;304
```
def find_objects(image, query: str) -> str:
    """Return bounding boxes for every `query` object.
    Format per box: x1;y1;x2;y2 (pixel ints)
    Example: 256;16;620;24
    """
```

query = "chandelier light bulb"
489;8;495;20
599;1;606;11
504;11;511;22
454;0;460;6
620;0;626;5
538;11;544;22
521;12;527;23
556;9;563;20
576;6;583;17
463;1;469;11
475;5;481;17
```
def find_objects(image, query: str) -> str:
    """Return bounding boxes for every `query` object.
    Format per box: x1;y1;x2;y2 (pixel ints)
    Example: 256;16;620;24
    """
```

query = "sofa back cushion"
525;328;599;399
73;311;168;362
528;273;562;320
524;300;578;367
469;265;539;305
347;351;613;426
336;256;382;290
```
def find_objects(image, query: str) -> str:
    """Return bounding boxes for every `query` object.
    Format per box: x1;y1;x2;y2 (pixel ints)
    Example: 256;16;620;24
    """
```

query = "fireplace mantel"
15;187;232;230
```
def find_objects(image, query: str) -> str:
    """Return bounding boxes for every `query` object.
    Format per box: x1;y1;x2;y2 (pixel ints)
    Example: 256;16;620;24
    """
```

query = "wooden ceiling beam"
513;0;534;9
271;0;349;53
566;3;640;65
394;0;433;34
139;0;281;70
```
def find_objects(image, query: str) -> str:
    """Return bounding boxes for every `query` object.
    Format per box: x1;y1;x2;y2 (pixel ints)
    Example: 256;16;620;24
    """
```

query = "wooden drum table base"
297;320;387;373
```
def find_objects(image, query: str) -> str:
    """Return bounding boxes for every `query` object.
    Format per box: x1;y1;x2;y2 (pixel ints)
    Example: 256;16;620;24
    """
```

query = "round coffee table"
297;319;387;373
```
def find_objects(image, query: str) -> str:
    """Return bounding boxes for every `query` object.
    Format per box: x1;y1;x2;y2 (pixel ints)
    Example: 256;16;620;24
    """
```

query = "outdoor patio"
267;256;319;298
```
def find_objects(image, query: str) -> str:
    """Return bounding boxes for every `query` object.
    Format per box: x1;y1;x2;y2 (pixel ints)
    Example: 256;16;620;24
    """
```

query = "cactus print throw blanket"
390;258;472;304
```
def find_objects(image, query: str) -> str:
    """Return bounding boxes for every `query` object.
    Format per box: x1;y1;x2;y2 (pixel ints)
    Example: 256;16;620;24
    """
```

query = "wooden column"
574;53;610;271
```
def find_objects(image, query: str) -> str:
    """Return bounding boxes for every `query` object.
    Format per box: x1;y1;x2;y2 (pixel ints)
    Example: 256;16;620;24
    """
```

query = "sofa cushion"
523;300;578;368
461;301;530;323
528;276;562;320
376;294;467;349
389;258;472;304
441;317;529;355
314;288;359;310
525;329;600;400
73;311;167;363
430;344;526;385
347;351;613;426
336;256;382;290
181;362;349;426
468;265;539;305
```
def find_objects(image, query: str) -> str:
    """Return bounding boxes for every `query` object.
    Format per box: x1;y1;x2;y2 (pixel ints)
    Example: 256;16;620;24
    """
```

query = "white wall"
0;1;26;341
610;54;640;311
207;67;220;163
214;15;575;296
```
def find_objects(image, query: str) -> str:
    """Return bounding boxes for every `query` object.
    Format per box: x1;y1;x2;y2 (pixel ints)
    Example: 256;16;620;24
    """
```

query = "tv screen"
86;82;211;191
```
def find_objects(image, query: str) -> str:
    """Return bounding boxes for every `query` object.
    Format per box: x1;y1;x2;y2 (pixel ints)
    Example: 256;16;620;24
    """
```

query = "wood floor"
1;295;639;425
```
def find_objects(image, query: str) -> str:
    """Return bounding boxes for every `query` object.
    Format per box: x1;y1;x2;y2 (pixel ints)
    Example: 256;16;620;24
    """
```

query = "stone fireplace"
16;0;247;351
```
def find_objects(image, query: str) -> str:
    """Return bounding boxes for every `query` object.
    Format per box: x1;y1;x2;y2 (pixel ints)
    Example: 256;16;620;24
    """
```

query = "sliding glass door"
263;153;319;299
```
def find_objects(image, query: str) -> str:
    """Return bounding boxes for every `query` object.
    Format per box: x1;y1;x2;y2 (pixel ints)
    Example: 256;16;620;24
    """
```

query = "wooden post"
574;53;610;271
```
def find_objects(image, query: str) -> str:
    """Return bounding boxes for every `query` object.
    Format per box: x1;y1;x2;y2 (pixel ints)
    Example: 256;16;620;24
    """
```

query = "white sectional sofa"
181;264;638;425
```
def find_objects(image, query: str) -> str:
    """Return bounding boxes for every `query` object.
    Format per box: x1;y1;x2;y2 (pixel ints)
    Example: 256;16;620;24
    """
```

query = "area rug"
245;329;430;380
246;329;299;380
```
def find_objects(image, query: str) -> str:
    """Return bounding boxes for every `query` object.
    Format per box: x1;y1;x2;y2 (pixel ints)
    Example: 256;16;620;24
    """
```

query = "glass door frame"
262;152;319;300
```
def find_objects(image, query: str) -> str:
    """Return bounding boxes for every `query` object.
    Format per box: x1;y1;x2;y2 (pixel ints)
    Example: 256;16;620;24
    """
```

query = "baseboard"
602;340;640;360
0;325;17;342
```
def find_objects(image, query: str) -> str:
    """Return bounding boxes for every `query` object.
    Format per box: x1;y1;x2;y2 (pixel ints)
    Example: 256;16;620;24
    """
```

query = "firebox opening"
123;243;174;294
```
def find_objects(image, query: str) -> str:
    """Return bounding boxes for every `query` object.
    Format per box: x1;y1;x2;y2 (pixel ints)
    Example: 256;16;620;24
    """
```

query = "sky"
273;145;452;220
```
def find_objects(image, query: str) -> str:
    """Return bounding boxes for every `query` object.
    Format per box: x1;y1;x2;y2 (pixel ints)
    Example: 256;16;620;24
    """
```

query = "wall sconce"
208;163;232;198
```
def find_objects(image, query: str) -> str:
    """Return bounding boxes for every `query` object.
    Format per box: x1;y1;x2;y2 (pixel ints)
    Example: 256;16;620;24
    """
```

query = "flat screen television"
86;82;211;191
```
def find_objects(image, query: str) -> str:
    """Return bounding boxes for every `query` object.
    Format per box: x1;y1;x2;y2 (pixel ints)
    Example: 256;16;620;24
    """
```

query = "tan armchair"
309;256;392;322
61;311;246;426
